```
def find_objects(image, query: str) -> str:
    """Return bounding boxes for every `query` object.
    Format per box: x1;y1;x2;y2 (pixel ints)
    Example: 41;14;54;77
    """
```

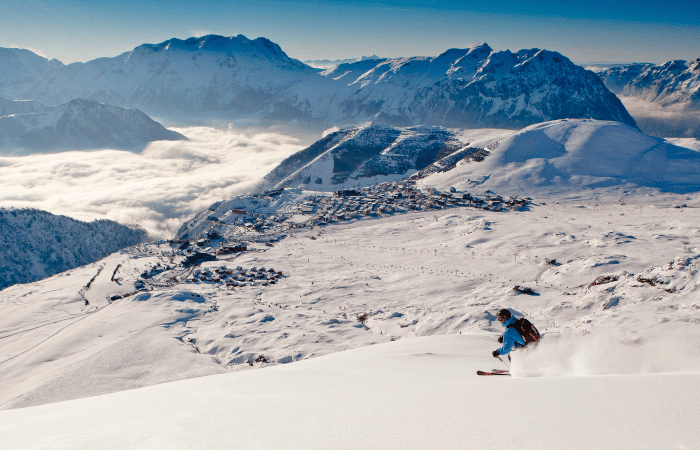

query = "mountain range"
601;59;700;110
0;36;635;130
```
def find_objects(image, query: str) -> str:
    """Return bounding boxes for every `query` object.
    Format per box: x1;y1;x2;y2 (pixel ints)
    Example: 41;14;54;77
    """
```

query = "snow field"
2;196;700;411
1;334;697;449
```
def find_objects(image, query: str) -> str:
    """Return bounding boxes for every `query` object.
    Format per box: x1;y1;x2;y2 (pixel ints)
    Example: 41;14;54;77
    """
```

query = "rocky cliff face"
0;37;634;130
0;208;146;290
0;99;185;155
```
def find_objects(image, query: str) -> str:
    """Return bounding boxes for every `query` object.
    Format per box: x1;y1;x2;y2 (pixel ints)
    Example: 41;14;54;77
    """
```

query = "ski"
491;369;510;374
476;370;511;376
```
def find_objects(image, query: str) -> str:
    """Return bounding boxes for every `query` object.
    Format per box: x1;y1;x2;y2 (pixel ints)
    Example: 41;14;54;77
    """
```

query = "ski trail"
0;314;92;366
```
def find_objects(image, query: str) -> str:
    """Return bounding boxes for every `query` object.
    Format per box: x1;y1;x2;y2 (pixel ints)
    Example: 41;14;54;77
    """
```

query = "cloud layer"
620;96;700;139
0;126;305;238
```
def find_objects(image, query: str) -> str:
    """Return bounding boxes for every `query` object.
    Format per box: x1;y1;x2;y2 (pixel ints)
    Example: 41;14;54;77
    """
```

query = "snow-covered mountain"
601;60;700;109
264;118;699;194
422;118;700;195
0;48;63;102
279;44;636;129
179;118;700;242
0;35;317;115
0;38;634;129
303;55;381;69
0;96;52;116
263;124;486;190
0;98;185;154
0;208;146;290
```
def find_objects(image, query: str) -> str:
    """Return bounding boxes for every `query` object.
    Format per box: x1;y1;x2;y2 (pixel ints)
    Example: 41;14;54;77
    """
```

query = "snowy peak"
290;43;635;129
601;59;700;109
0;35;317;112
0;48;64;100
326;43;493;87
130;34;308;69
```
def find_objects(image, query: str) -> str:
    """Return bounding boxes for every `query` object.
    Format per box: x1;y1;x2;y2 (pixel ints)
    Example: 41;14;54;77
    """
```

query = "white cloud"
0;127;305;239
322;126;340;137
619;96;700;139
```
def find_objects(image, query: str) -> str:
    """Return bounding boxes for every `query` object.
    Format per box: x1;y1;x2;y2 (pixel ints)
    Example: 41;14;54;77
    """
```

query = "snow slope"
2;192;700;411
0;98;185;155
422;119;700;196
1;333;697;450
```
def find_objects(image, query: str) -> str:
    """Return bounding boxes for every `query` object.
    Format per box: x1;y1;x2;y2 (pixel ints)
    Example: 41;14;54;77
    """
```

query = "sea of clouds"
0;126;307;239
619;96;700;139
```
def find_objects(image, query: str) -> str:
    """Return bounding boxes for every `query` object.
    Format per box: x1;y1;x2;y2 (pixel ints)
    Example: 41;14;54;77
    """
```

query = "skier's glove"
492;350;499;358
497;336;503;343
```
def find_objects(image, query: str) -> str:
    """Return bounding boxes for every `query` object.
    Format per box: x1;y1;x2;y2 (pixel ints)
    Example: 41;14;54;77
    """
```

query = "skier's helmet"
496;309;511;322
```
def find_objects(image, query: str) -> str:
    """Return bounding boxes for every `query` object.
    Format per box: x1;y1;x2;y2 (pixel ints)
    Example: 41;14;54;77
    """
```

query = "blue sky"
2;0;699;64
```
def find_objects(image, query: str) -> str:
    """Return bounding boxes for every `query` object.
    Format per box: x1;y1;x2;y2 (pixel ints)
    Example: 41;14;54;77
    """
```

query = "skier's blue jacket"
496;316;525;355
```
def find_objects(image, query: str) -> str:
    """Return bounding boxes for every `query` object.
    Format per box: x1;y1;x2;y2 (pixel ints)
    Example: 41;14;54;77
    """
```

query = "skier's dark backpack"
508;318;540;345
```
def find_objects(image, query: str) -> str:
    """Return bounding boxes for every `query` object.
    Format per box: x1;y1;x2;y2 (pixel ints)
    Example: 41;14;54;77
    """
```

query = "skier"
492;308;525;359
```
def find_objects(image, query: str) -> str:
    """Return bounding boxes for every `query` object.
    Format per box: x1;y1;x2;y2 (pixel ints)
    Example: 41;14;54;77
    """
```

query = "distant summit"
304;55;382;69
133;35;308;69
600;59;700;138
0;34;316;114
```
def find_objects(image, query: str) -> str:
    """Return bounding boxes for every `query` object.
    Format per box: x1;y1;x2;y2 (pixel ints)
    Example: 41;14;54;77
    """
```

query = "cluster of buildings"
295;181;530;227
182;181;531;243
185;266;283;288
